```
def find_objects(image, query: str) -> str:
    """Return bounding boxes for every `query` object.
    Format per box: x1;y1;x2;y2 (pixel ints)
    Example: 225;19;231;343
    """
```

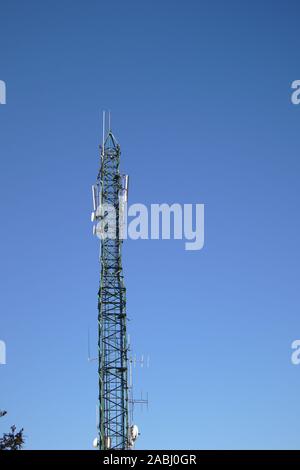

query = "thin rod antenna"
108;110;111;132
88;327;90;360
102;110;105;154
87;327;97;362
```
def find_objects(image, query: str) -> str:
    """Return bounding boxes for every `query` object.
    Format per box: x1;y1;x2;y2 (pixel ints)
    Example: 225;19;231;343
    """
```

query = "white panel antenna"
92;185;98;211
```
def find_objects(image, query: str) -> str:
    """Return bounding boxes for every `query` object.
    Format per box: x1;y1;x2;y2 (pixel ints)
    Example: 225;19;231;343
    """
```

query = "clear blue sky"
1;0;300;450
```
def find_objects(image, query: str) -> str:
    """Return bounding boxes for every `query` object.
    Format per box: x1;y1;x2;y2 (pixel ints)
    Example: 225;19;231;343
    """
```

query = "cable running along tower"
91;114;136;450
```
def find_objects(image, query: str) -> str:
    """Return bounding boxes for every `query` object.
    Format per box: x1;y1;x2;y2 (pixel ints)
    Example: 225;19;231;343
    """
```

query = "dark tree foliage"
0;410;24;450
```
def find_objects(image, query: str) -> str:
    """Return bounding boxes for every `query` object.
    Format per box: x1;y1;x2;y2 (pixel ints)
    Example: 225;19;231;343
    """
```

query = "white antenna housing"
92;437;99;448
128;424;139;448
92;185;98;211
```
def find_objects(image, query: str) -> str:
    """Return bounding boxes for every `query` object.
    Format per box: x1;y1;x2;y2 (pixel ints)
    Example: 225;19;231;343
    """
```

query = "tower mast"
92;119;129;449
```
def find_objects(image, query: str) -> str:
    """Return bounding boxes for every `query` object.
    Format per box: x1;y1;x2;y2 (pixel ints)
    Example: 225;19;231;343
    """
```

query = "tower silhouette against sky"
92;118;131;449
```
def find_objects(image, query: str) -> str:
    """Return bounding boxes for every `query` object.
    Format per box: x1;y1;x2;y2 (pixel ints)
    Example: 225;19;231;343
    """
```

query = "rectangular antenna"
92;185;97;211
124;175;129;201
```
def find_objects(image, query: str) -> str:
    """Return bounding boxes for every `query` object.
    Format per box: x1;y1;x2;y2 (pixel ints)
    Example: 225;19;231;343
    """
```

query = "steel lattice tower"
92;128;129;450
